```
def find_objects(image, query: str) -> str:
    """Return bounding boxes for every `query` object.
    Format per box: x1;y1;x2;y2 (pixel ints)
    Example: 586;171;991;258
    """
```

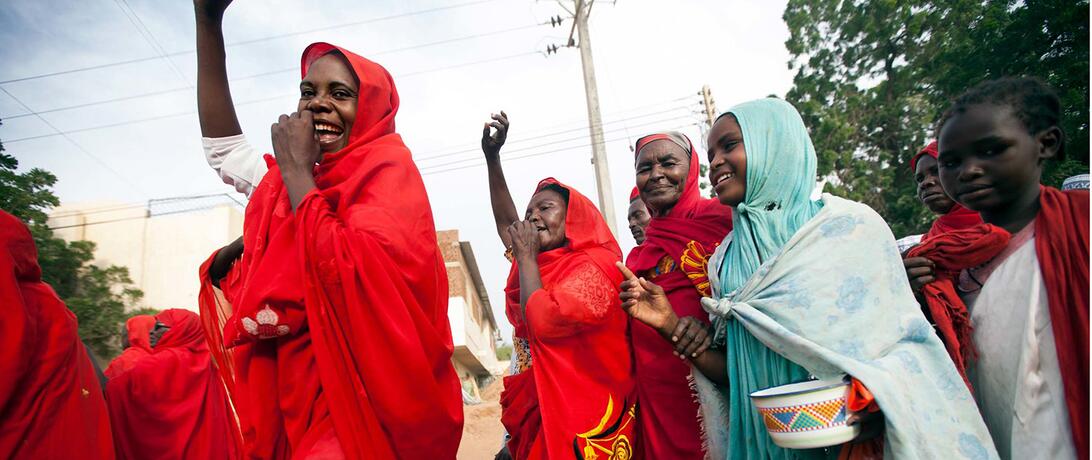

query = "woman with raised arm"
483;112;638;459
624;131;732;458
192;1;463;458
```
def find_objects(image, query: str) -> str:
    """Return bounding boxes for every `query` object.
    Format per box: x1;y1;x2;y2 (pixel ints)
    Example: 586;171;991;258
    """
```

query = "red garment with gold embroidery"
106;309;241;460
198;43;462;460
624;133;732;458
500;178;638;459
0;211;115;459
104;315;155;380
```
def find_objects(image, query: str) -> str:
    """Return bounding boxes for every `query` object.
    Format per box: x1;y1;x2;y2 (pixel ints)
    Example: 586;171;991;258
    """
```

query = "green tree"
783;0;1089;236
0;126;144;358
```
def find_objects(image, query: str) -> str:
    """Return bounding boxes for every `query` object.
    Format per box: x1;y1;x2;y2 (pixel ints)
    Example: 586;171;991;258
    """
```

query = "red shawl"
0;210;115;459
106;309;241;459
104;315;156;380
499;178;637;459
911;141;982;240
1036;186;1088;459
905;224;1010;388
624;133;732;458
198;42;461;460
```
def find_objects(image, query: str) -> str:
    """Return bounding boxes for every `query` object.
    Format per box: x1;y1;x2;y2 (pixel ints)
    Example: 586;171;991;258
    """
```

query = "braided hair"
936;76;1065;159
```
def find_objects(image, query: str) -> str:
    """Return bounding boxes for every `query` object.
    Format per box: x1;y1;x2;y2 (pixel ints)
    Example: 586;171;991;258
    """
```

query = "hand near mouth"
506;220;541;260
272;110;322;174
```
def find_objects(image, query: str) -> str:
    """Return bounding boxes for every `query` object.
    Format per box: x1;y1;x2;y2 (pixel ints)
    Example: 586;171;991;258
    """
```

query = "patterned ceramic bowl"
750;377;859;449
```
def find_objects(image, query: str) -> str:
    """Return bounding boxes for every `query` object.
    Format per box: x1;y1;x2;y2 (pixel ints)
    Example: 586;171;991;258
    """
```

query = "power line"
0;86;148;197
3;23;544;121
0;0;498;85
3;50;541;143
419;115;700;171
421;122;700;176
114;0;192;88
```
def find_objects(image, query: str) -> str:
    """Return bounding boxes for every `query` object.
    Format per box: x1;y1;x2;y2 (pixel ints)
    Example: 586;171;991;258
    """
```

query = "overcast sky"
1;0;793;340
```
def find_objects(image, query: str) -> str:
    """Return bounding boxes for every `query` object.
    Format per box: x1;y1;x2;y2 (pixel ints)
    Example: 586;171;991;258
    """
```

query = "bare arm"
194;0;241;138
482;111;518;249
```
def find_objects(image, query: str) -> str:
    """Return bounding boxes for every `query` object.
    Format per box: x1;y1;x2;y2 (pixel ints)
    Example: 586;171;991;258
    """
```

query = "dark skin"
618;112;881;437
903;155;955;294
635;140;689;217
196;0;359;280
627;198;651;245
149;322;170;348
484;113;569;460
938;103;1060;233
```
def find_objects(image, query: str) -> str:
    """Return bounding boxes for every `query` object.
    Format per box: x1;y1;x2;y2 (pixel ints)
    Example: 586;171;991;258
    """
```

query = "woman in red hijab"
192;2;462;458
482;112;637;459
624;131;732;458
910;141;982;240
106;309;241;459
104;315;155;380
0;210;115;459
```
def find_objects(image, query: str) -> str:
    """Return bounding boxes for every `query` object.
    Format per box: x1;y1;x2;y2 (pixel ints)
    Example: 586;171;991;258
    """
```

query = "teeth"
314;123;342;134
715;173;734;185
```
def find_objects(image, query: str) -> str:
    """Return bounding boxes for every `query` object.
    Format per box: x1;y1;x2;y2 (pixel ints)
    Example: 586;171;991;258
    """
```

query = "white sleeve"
202;134;269;197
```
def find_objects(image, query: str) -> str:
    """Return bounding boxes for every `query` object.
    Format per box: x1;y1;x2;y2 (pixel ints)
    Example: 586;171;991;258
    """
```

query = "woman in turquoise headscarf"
619;98;998;459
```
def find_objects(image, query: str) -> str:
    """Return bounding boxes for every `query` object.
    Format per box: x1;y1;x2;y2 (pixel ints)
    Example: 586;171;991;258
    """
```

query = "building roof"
458;241;499;332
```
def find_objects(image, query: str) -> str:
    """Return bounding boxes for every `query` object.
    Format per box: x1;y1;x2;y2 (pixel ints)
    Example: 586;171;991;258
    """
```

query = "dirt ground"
457;378;505;459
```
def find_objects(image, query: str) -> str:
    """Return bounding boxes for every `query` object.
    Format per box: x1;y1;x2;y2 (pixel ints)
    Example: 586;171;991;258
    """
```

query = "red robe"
1035;186;1089;459
0;210;115;459
624;133;732;458
500;178;638;459
106;309;241;459
104;315;156;380
198;42;462;460
906;224;1010;387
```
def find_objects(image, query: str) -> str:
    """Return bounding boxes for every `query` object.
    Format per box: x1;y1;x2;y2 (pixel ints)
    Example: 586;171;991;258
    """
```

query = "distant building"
48;194;245;312
438;230;505;398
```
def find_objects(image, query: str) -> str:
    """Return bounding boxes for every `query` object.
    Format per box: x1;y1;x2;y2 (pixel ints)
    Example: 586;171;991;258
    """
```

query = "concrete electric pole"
700;84;717;128
571;0;617;236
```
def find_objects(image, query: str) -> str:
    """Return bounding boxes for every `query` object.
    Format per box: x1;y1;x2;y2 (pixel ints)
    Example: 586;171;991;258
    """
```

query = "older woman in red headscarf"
191;1;462;459
623;131;732;458
482;112;637;459
104;315;156;380
0;210;115;459
106;309;241;459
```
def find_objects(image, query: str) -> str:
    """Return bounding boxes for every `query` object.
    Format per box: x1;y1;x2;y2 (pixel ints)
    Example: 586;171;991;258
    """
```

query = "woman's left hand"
846;406;884;441
272;110;321;176
506;220;540;260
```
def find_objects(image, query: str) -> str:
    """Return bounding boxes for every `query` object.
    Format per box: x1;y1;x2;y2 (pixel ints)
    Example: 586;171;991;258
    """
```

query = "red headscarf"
1036;186;1089;458
911;141;982;239
499;178;637;459
105;309;241;460
199;42;461;460
624;132;732;457
0;210;115;459
906;224;1010;388
104;315;156;380
629;186;640;201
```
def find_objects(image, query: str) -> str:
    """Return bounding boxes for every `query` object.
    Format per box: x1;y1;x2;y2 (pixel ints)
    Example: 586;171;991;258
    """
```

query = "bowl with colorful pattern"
749;377;859;449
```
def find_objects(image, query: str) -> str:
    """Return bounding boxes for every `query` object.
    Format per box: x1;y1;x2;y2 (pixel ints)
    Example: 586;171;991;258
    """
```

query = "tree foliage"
783;0;1089;237
0;132;143;358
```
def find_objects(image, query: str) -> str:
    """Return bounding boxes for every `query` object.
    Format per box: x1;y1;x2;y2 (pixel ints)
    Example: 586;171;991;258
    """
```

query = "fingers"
615;261;637;281
693;334;713;356
637;277;663;295
489;121;504;132
482;123;492;140
278;113;289;123
906;266;934;278
903;257;934;269
299;109;313;122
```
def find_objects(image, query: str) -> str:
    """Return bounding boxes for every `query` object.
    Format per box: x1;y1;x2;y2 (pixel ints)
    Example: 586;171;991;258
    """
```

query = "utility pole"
699;84;717;128
572;0;617;236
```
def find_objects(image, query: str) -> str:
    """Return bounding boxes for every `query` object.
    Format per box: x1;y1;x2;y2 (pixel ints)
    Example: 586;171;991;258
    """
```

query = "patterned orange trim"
680;240;717;297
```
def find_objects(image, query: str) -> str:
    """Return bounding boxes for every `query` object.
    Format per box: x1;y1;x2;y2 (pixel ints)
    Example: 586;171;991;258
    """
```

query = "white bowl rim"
749;377;848;399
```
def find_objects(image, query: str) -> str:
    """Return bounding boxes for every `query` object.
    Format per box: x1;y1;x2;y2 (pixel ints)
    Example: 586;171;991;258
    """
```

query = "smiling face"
706;114;748;207
627;198;651;244
914;155;956;215
299;53;359;154
525;188;568;252
635;139;689;217
937;103;1058;228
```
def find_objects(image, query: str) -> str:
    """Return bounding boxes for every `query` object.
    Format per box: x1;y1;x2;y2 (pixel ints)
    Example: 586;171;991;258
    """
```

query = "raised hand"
194;0;234;18
482;111;509;160
616;262;678;334
670;316;713;359
506;220;540;260
271;110;322;175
